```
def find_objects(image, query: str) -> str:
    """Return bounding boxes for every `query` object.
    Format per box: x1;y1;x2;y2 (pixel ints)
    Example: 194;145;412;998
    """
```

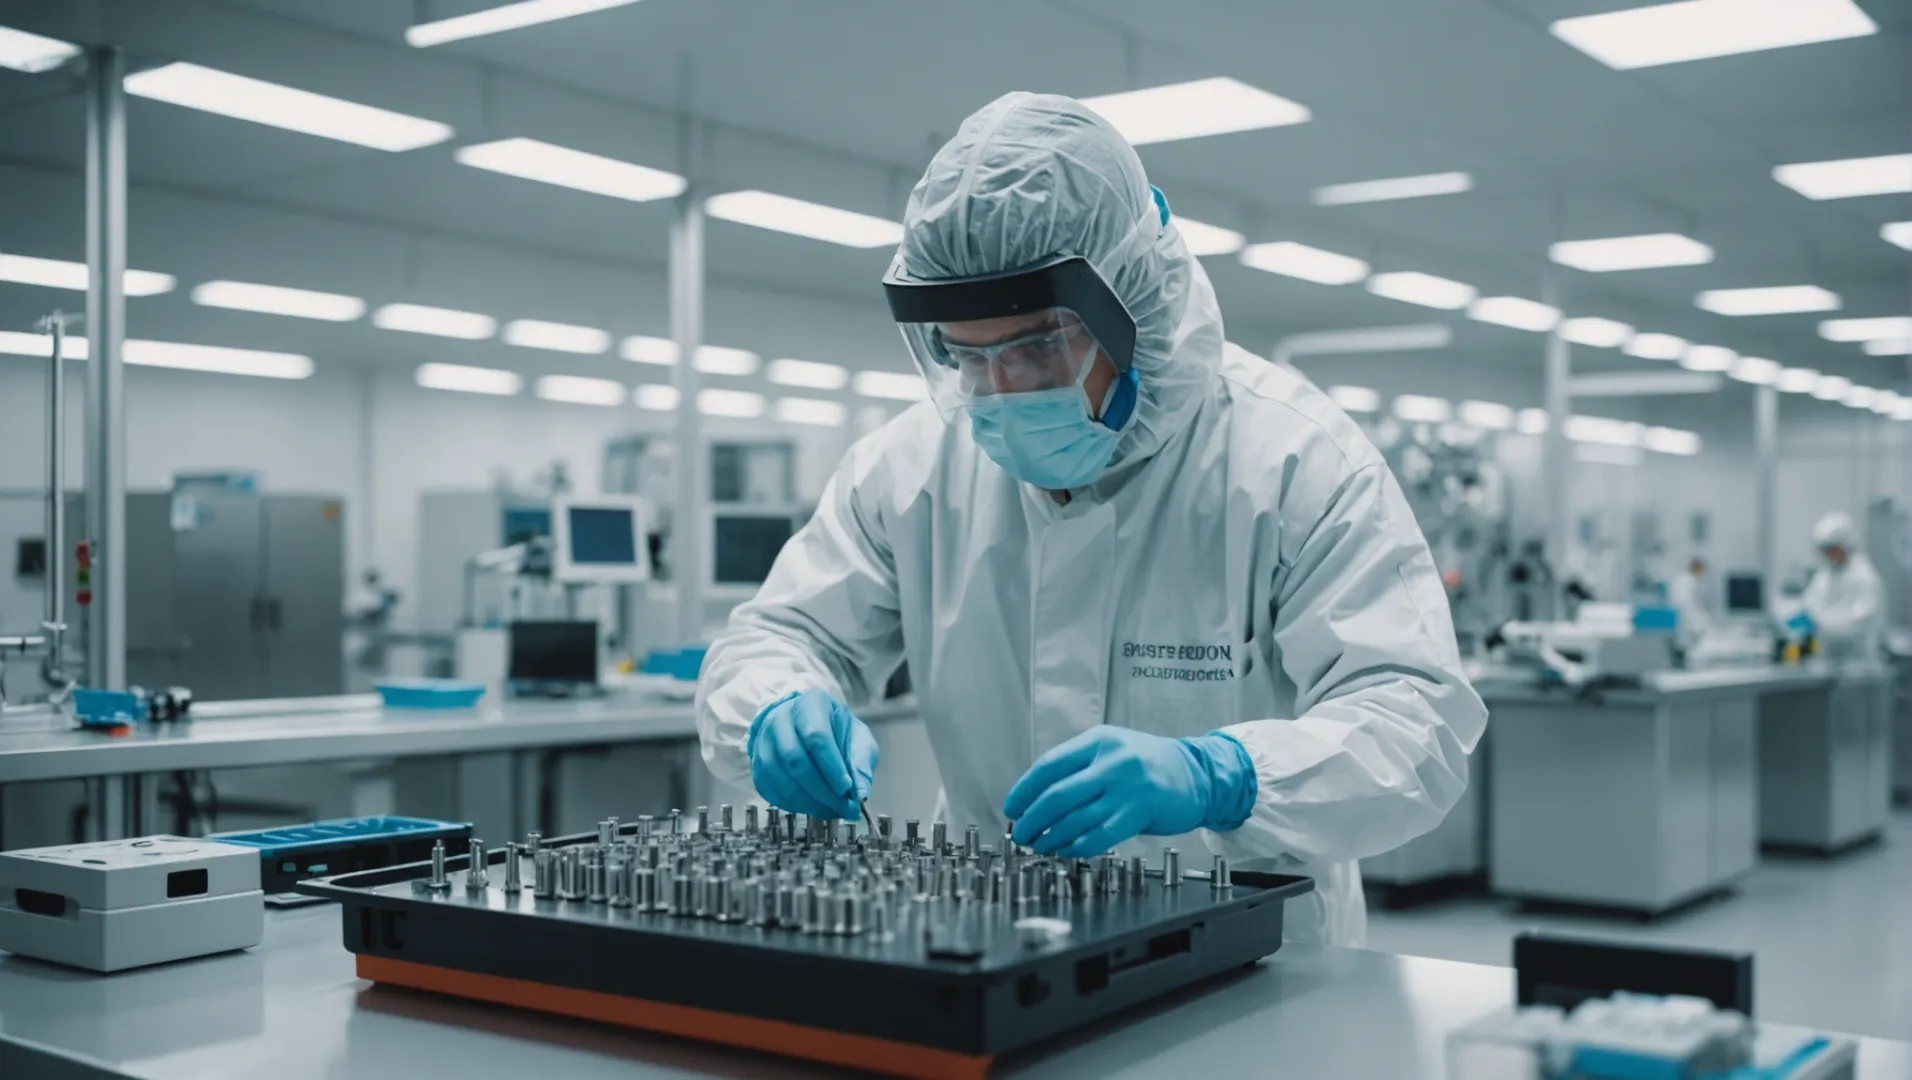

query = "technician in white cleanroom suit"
695;92;1487;945
1800;512;1885;658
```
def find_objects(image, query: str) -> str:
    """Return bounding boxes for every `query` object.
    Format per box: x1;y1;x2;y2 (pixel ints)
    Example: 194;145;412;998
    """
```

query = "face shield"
884;255;1137;418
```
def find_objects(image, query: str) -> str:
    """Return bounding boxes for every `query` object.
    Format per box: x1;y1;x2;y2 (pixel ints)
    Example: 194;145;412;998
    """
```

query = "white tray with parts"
0;835;263;972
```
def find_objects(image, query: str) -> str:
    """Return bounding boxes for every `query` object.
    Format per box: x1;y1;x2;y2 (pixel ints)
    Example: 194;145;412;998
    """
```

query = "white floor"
1366;809;1912;1042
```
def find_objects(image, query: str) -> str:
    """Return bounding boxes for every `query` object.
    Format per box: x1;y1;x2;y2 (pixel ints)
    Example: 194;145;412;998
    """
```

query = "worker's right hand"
747;689;878;821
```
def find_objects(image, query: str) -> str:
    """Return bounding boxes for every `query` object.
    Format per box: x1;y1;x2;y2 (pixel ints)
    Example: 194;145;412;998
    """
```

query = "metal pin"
745;806;759;835
877;814;893;849
586;853;607;903
767;807;783;842
778;883;798;927
1212;856;1231;889
466;840;489;890
672;874;694;917
845;891;865;936
597;819;616;848
636;815;653;838
989;865;1006;904
504;842;523;891
696;806;710;835
609;858;632;907
635;866;658;912
670;808;683;836
559;848;583;899
524;830;543;853
905;819;921;851
427;839;450;891
871;899;892;941
1164;848;1182;887
1017;864;1037;909
964;824;980;860
1128;855;1146;895
720;804;734;833
533;848;555;898
803;884;822;934
714;877;735;922
932;822;948;855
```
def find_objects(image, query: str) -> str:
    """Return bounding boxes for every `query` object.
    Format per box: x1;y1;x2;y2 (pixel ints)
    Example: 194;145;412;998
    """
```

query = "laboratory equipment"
507;619;599;696
709;507;799;592
210;815;470;900
1493;607;1678;690
0;835;264;972
301;814;1313;1078
1377;421;1513;653
551;495;652;584
1726;573;1765;614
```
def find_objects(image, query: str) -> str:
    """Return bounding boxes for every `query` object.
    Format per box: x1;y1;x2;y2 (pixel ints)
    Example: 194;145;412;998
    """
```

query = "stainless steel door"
262;496;345;697
172;491;266;701
123;493;181;690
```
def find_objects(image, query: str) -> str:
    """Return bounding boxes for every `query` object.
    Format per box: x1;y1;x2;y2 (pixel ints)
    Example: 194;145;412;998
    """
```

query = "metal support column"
39;314;71;688
1755;383;1779;591
84;46;128;690
669;186;706;644
1543;281;1572;612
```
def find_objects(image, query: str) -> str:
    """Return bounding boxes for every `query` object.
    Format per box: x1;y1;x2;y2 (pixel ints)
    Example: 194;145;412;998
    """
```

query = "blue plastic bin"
375;678;487;709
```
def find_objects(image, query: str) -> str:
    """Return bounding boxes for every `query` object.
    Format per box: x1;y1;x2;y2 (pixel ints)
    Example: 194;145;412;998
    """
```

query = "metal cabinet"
1757;670;1894;853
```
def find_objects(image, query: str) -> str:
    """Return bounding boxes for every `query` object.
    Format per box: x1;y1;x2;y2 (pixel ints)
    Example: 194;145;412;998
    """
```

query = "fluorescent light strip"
1313;172;1472;206
191;280;365;322
1863;338;1912;356
698;389;765;418
407;0;646;47
123;340;313;379
1549;233;1713;272
1559;317;1632;348
535;374;624;406
1624;332;1688;360
705;190;902;249
1566;415;1644;447
1776;367;1820;393
1517;408;1550;434
1459;400;1515;430
1884;222;1912;250
415;362;521;395
694;345;760;377
1392;394;1452;423
1728;356;1780;384
1365;271;1476;310
0;25;81;73
1239;242;1369;285
1810;375;1851;401
374;303;496;340
0;253;174;295
1081;77;1309;145
1774;154;1912;200
1840;385;1876;409
634;384;679;411
124;62;451;151
503;319;610;354
1172;217;1246;257
1819;316;1911;342
852;370;926;401
1870;391;1902;415
1468;296;1560;332
456;138;684;202
0;329;88;358
621;335;677;365
1643;427;1702;456
1281;324;1451;357
767;358;848;390
1327;385;1380;413
1551;0;1876;70
1680;344;1736;372
1696;285;1840;316
774;397;848;427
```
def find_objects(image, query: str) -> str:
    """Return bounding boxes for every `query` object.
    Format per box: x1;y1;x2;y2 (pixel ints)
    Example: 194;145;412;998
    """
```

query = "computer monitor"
508;620;599;688
710;511;798;589
501;504;551;546
551;496;651;583
1724;573;1763;613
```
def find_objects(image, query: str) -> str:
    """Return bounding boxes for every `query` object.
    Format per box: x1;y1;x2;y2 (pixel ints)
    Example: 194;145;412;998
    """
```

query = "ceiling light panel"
1871;390;1902;415
634;384;679;411
1775;368;1819;393
1884;222;1912;250
774;397;848;427
1559;317;1632;347
1549;233;1713;272
852;370;926;401
0;330;89;358
1864;338;1912;356
1365;271;1476;310
373;303;497;340
1696;285;1840;316
766;358;849;390
503;319;610;354
1328;385;1380;413
693;345;760;377
1550;0;1876;70
1468;296;1560;332
1728;356;1780;384
535;374;625;405
1819;316;1912;342
705;190;903;249
1313;171;1472;206
1172;217;1246;257
407;0;647;47
1517;408;1550;434
1393;394;1453;423
191;280;365;321
124;63;452;151
457;138;684;201
1459;400;1515;430
1680;344;1736;371
1566;415;1644;446
1624;332;1688;360
0;25;81;73
698;389;765;418
123;340;313;379
1810;375;1851;400
0;253;174;296
1643;427;1702;455
415;362;521;395
621;335;677;365
1239;242;1369;285
1080;77;1310;145
1841;385;1877;409
1774;154;1912;200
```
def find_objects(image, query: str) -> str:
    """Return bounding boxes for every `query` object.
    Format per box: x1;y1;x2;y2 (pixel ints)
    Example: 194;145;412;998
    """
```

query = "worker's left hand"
1001;726;1255;858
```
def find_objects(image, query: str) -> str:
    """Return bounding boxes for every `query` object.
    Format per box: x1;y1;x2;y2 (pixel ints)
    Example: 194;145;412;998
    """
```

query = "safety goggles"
883;255;1137;414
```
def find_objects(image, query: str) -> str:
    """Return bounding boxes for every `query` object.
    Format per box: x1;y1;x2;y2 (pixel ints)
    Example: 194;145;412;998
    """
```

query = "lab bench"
3;905;1904;1079
1756;662;1896;853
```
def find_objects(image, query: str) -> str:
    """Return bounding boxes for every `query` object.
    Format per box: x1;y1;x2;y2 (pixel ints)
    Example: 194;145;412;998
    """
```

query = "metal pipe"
1541;277;1571;618
84;46;128;690
1754;384;1778;593
669;180;706;644
38;313;70;691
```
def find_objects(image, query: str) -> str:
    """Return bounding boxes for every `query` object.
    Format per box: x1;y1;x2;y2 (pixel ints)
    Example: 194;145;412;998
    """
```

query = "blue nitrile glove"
1001;726;1256;859
747;689;878;821
1785;611;1815;639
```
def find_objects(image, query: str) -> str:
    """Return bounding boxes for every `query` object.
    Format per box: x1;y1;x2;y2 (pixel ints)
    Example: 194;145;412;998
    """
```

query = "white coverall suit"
696;93;1488;946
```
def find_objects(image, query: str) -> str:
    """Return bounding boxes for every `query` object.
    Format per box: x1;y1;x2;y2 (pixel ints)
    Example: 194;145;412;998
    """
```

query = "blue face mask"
969;371;1133;490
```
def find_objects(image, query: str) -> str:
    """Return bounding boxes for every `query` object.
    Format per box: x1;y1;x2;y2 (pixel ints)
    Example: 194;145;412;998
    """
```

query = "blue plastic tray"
212;815;466;855
375;678;486;709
